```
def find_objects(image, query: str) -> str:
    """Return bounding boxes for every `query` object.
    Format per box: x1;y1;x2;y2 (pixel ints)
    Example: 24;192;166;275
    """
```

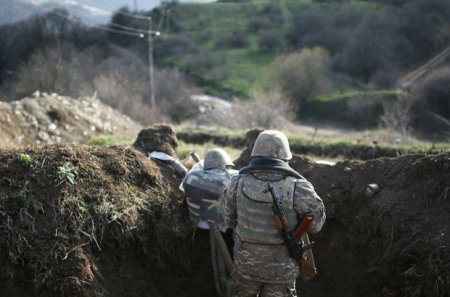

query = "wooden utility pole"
148;17;156;108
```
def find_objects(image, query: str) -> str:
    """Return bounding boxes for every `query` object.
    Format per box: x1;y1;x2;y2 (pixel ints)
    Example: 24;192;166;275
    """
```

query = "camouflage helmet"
204;148;234;170
251;130;292;160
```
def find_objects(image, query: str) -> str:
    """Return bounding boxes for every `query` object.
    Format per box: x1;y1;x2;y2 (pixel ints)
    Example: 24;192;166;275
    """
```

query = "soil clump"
132;124;179;157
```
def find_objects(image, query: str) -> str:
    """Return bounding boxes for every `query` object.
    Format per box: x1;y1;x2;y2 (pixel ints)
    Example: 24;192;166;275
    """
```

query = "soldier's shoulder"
185;169;205;178
292;178;315;191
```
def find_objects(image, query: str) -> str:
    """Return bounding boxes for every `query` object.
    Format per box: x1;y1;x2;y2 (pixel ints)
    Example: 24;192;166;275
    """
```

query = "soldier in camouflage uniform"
222;130;326;297
182;148;238;230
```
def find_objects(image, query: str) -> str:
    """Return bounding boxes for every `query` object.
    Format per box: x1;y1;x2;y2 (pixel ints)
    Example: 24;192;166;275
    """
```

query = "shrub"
260;2;285;27
154;68;198;123
332;14;396;84
12;42;193;125
213;90;296;130
91;71;160;125
271;47;332;106
214;28;249;49
154;34;199;64
287;0;450;85
381;94;412;136
184;51;219;74
258;30;283;51
247;17;274;33
13;44;107;99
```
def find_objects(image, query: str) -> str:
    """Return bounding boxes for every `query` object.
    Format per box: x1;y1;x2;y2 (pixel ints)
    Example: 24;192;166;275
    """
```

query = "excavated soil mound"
0;94;141;148
293;152;450;297
0;144;216;297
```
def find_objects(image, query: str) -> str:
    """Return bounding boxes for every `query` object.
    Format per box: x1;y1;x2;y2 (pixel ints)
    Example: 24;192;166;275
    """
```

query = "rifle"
263;182;317;280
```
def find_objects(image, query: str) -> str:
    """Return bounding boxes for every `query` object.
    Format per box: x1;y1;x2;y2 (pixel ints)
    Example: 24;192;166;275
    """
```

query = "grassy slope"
163;0;386;97
165;1;283;96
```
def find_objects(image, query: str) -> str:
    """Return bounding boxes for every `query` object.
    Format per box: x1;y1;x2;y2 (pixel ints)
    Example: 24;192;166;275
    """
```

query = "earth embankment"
0;144;216;297
0;128;449;297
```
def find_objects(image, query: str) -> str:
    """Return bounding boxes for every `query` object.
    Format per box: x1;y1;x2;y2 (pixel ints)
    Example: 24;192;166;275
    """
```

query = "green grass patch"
17;153;34;166
299;89;403;127
88;135;134;147
314;90;405;102
176;126;450;160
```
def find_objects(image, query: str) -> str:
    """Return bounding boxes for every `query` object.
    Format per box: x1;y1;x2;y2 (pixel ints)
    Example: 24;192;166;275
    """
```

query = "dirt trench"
292;152;449;296
0;130;449;297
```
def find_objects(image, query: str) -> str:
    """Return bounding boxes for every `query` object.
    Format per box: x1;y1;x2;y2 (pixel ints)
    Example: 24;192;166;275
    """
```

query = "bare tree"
215;90;296;129
381;93;412;136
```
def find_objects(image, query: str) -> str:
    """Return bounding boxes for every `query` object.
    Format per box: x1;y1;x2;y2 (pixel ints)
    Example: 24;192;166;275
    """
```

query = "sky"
29;0;216;14
0;0;216;25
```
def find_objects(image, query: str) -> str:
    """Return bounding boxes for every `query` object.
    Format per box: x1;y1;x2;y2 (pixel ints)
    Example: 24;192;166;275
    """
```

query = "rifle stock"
264;183;317;281
294;214;314;241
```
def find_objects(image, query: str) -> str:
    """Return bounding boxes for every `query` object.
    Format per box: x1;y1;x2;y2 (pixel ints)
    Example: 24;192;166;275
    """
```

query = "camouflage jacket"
183;168;238;228
222;171;326;283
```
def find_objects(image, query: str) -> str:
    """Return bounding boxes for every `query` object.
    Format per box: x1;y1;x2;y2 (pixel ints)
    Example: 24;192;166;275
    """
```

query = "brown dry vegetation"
0;126;449;297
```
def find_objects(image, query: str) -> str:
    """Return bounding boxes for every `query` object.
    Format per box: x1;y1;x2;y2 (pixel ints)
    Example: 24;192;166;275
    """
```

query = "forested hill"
139;0;450;97
0;0;449;136
105;0;450;134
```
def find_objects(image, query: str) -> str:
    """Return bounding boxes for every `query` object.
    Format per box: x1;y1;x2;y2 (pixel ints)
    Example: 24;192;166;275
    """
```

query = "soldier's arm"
222;175;240;229
293;179;326;234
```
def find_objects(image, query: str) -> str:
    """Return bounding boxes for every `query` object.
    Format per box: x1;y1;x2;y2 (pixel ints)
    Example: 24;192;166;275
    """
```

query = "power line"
69;0;152;20
52;0;253;36
110;22;151;34
35;5;153;38
29;3;160;110
98;25;146;37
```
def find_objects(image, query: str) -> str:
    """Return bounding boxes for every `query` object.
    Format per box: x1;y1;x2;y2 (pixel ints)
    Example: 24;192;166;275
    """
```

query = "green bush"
272;47;332;106
88;135;134;147
258;30;283;51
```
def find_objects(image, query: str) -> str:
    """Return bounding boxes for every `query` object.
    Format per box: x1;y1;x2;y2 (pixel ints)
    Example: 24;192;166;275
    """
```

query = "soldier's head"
251;130;292;161
204;148;234;170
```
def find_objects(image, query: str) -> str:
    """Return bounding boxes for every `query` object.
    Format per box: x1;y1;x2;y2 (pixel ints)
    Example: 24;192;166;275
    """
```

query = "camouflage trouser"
229;272;297;297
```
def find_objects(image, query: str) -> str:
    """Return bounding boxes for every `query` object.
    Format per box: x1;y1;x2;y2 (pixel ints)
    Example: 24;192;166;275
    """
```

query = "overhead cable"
35;5;152;38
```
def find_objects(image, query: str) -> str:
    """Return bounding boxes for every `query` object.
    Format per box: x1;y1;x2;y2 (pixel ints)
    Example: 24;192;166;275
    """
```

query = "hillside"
0;0;448;136
145;0;450;99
